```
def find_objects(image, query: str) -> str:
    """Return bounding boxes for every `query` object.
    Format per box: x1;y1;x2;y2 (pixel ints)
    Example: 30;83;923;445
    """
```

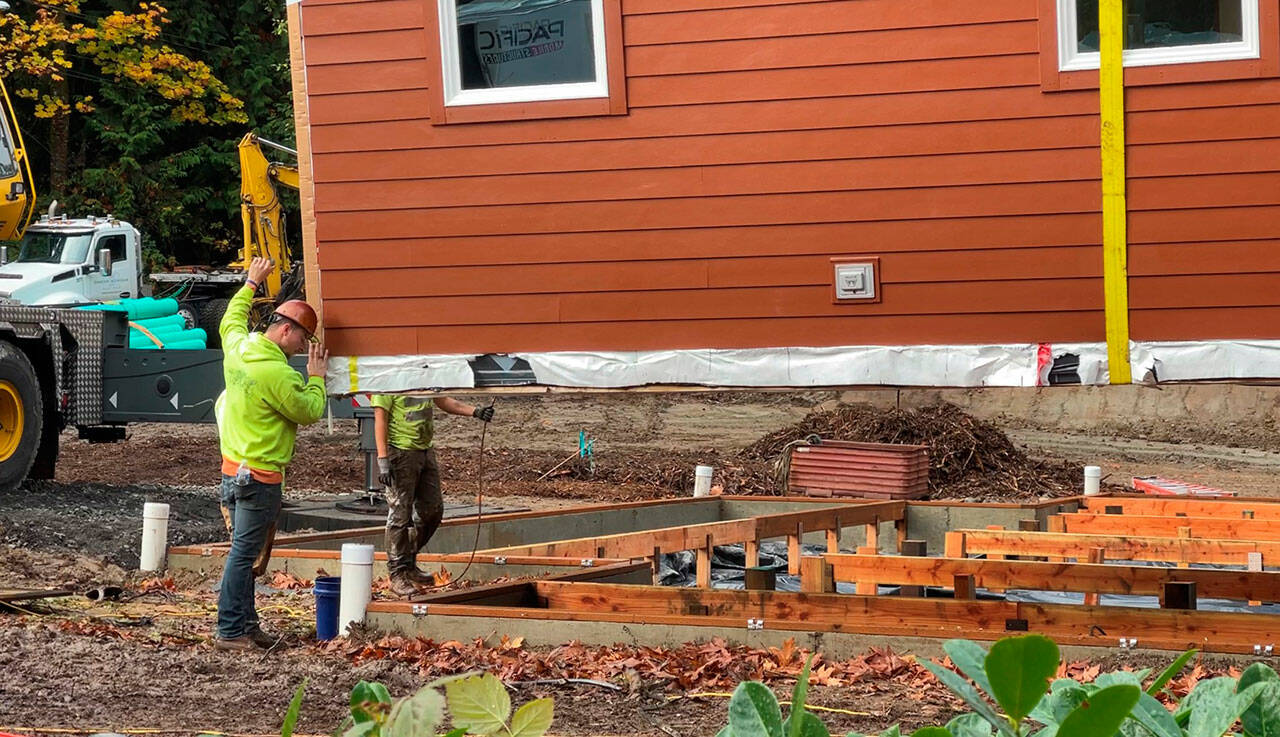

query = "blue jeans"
216;474;282;639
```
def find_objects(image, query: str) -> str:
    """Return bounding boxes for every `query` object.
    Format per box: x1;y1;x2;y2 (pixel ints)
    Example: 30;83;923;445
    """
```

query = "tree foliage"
0;0;294;266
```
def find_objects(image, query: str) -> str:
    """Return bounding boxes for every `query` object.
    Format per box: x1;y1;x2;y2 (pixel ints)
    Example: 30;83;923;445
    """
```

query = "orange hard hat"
273;300;318;336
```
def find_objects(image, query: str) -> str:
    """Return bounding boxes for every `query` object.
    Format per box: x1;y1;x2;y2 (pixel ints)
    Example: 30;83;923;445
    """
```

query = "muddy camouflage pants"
385;447;443;575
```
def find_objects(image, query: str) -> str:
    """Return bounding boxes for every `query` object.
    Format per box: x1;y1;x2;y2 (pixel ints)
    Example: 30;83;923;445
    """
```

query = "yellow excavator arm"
0;78;35;242
238;132;299;299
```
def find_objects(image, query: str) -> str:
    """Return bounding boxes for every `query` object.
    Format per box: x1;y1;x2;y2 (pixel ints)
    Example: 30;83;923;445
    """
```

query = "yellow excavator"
0;79;36;243
150;132;302;342
236;132;299;301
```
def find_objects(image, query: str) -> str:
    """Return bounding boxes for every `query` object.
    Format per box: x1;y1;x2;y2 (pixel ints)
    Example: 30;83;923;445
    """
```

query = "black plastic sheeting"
660;544;1280;613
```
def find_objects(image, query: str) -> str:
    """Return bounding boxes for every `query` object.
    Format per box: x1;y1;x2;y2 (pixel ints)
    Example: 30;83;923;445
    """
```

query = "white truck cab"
0;214;142;306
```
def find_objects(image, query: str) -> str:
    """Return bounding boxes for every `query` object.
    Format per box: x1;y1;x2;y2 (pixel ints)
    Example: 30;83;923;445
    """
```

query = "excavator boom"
238;132;299;299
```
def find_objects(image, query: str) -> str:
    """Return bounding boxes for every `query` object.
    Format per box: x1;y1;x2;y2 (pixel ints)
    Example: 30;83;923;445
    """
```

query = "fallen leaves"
137;576;176;593
270;571;312;590
319;635;947;695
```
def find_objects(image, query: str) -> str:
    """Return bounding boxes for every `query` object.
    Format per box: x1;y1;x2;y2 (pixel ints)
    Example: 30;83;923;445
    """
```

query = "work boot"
213;635;256;652
248;626;281;649
406;568;437;587
389;572;419;598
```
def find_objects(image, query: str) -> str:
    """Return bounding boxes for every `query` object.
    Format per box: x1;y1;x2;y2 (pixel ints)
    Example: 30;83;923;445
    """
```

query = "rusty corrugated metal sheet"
788;441;929;500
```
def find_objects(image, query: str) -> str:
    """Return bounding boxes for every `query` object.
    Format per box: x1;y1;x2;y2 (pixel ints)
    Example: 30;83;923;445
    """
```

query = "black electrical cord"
417;398;495;592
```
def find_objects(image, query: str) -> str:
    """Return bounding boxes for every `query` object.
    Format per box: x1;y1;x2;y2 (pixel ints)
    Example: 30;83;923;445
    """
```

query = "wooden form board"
367;580;1280;654
478;502;904;558
951;529;1280;567
1081;497;1280;520
1055;513;1280;541
820;553;1280;602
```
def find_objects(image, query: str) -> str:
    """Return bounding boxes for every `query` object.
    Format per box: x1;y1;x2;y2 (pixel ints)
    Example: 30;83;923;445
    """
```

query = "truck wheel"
0;341;44;491
177;302;198;330
197;298;229;348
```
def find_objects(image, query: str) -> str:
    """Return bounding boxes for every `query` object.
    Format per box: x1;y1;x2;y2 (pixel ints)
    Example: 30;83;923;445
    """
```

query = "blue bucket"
314;576;341;640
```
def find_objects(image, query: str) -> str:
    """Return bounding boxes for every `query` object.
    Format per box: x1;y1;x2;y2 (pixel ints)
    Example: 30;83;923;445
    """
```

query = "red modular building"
285;0;1280;392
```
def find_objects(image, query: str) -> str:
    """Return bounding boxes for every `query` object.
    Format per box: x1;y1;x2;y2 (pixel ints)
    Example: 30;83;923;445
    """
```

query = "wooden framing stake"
953;573;975;600
855;546;877;595
1161;581;1197;610
1083;547;1105;606
865;517;880;552
826;516;842;554
985;526;1006;593
895;517;908;552
744;566;776;591
900;539;927;598
696;534;712;589
800;556;835;594
944;531;966;559
787;523;803;576
1249;552;1263;606
745;535;760;570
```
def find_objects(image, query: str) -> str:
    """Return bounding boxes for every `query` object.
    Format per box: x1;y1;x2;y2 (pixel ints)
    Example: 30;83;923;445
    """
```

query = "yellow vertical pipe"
1100;0;1132;384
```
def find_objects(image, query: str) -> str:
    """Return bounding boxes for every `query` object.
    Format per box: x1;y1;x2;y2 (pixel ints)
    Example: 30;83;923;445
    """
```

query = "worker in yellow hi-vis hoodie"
372;393;494;597
214;256;328;651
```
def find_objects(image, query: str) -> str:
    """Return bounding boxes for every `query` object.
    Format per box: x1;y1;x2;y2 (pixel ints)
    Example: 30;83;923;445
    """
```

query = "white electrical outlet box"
833;261;876;300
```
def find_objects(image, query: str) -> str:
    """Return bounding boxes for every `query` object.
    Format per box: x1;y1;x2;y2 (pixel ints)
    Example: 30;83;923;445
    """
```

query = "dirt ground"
2;391;1277;736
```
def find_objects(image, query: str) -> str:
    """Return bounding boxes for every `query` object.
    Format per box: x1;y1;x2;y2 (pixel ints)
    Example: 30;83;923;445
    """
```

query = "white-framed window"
437;0;609;107
1057;0;1260;71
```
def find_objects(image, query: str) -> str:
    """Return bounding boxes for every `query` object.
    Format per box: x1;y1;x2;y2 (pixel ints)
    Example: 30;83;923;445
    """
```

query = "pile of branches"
744;402;1080;500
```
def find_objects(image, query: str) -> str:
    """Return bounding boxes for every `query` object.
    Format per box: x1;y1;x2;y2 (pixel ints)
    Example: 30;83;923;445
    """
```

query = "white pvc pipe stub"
1083;466;1102;496
693;465;714;498
338;543;375;636
140;502;170;572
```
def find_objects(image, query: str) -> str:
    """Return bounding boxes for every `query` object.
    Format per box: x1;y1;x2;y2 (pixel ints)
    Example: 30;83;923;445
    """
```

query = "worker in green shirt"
215;256;328;650
372;394;495;596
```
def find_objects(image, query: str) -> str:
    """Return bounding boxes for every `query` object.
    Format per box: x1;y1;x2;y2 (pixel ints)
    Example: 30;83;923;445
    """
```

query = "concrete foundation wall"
902;501;1080;554
368;611;1237;663
272;499;726;554
167;552;625;582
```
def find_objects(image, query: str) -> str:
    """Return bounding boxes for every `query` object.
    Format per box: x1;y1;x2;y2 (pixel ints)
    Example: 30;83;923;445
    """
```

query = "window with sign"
437;0;609;107
1058;0;1259;70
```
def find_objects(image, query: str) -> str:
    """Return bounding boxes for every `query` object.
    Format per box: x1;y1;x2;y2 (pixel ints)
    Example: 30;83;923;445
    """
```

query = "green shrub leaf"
350;681;391;724
281;680;306;737
386;687;445;737
1117;692;1182;737
789;656;814;737
1240;663;1280;737
984;635;1059;723
728;681;785;737
1185;677;1265;737
1056;684;1141;737
509;698;555;737
1030;679;1087;727
944;640;996;701
945;714;994;737
921;659;1014;737
446;673;512;736
1148;650;1199;697
341;722;380;737
782;711;830;737
909;729;952;737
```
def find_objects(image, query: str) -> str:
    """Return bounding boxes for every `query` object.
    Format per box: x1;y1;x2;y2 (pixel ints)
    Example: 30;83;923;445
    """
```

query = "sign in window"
439;0;609;106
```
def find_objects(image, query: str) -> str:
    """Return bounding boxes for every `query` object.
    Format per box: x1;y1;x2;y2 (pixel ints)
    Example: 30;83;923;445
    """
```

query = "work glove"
377;457;393;488
473;405;495;423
